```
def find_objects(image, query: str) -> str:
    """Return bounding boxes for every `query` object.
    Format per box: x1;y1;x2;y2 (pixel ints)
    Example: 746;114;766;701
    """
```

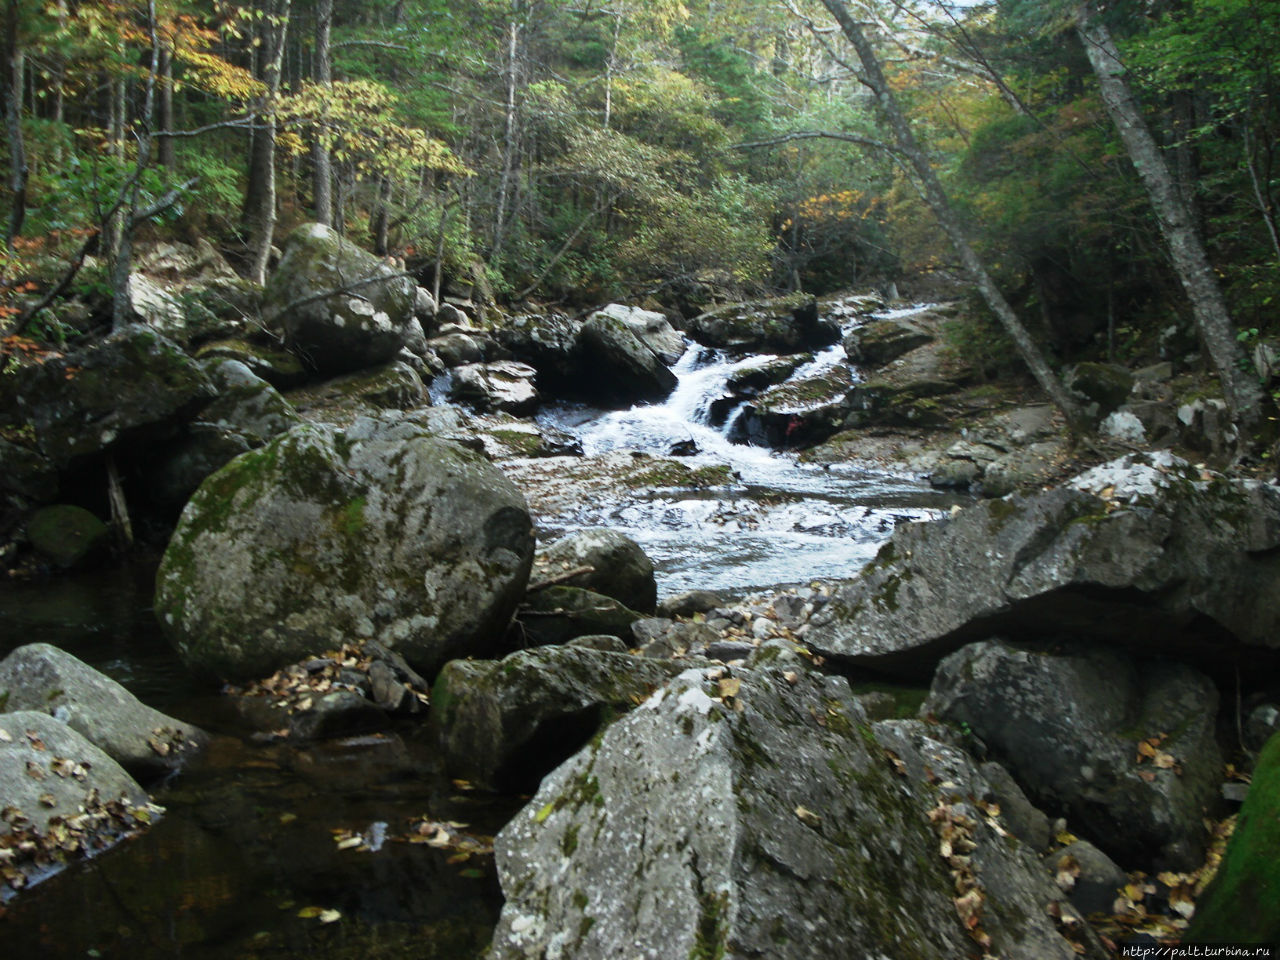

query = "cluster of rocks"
0;643;207;895
5;225;1279;951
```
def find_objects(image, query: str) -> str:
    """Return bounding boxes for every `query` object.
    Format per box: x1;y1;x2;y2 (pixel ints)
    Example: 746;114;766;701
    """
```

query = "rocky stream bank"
2;225;1278;956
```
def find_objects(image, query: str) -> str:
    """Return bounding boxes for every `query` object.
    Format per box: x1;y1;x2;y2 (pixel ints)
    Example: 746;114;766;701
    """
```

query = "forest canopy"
1;0;1277;382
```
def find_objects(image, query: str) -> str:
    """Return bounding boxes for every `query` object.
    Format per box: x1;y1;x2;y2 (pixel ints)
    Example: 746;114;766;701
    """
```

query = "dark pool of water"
0;563;517;959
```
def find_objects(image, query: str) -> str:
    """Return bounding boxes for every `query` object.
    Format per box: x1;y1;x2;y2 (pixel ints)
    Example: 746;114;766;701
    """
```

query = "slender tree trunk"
818;0;1087;431
370;176;390;255
2;0;26;251
1076;2;1263;431
158;45;175;169
490;6;522;262
244;0;291;285
311;0;333;225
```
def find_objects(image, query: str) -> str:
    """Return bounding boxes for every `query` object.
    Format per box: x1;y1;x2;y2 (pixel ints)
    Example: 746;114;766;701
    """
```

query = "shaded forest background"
2;0;1278;382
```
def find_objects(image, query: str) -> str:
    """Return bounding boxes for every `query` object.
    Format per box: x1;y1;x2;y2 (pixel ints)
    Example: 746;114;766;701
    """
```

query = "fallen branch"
526;564;595;592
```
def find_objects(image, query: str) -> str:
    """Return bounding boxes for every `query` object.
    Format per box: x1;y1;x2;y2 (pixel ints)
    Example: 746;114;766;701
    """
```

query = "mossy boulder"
487;669;1102;960
264;223;416;376
194;338;308;390
155;416;535;680
429;645;686;791
26;505;110;568
1186;730;1280;943
686;293;839;352
730;365;856;448
1;325;215;469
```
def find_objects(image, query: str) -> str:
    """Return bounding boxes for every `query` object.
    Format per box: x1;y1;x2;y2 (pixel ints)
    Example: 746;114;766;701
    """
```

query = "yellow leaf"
297;905;325;918
534;802;556;824
717;677;741;699
318;909;341;924
793;805;821;828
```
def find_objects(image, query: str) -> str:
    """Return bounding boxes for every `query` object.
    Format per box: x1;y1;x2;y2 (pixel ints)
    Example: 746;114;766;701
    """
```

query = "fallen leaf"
297;905;326;919
318;909;341;924
37;793;56;808
25;761;45;781
0;729;11;742
717;677;741;700
793;805;821;828
25;732;46;752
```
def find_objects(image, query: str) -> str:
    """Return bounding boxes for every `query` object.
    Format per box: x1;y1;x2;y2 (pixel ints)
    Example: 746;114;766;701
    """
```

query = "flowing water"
1;300;965;955
534;301;967;594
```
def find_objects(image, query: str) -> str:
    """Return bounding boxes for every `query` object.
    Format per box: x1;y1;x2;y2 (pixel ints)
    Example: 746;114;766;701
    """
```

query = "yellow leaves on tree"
276;80;470;182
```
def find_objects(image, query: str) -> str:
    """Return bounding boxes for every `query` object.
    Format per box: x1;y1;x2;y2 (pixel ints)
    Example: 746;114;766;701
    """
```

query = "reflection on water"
0;567;514;958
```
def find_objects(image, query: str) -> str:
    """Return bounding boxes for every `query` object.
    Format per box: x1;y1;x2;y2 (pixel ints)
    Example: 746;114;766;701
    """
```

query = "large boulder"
264;223;416;376
198;359;302;447
155;416;535;680
429;646;688;791
923;639;1222;870
488;667;1101;960
588;304;686;364
534;528;657;613
574;314;676;406
491;312;580;389
0;325;215;469
0;644;206;776
686;293;839;353
1186;730;1280;944
729;364;856;448
805;453;1280;676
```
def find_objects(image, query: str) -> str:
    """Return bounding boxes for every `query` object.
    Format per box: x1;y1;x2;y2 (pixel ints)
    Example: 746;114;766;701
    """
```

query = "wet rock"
632;618;719;659
978;440;1070;498
488;668;1100;960
265;223;416;376
448;361;539;416
26;505;110;569
0;643;206;776
731;365;855;448
574;313;676;406
929;458;981;490
155;417;534;680
806;453;1280;675
238;689;388;741
844;316;934;366
413;287;437;325
429;646;687;791
924;639;1222;870
1045;841;1126;917
686;293;838;353
667;439;698;456
477;419;583;459
518;586;645;648
843;377;956;430
1;325;215;469
1100;410;1146;443
534;528;657;613
1186;730;1280;944
1245;699;1280;753
588;304;685;364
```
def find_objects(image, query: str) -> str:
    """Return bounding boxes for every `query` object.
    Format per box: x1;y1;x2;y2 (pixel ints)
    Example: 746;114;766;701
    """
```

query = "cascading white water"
534;301;965;594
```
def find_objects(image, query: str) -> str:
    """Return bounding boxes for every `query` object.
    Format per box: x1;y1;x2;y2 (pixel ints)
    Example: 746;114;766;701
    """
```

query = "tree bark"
311;0;333;225
244;0;291;285
158;44;175;169
817;0;1088;431
1076;2;1264;431
2;0;26;251
490;5;522;262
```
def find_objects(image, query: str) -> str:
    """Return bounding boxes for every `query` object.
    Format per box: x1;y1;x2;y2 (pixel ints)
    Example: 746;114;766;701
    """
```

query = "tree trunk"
158;45;175;169
2;0;26;251
311;0;333;225
1075;2;1264;431
818;0;1087;431
490;7;522;262
244;0;291;285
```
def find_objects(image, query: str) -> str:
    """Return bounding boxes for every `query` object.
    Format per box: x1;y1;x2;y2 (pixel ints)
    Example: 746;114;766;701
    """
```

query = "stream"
1;300;966;957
